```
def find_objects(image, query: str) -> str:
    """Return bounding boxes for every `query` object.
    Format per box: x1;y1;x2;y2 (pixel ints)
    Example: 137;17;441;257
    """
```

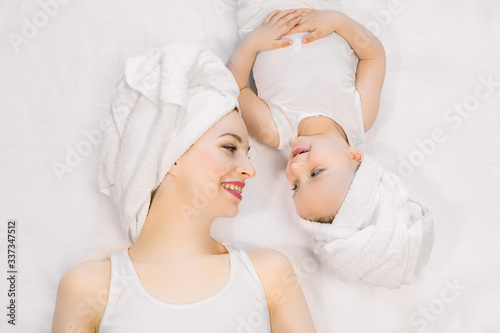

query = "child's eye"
223;144;237;152
291;182;299;191
311;169;323;177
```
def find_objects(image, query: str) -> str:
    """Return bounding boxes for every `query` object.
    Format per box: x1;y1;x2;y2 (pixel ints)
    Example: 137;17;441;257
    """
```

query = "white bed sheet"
1;0;499;332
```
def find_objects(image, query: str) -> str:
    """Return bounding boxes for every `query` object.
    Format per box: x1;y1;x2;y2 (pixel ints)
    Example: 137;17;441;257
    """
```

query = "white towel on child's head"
298;154;434;288
98;42;240;243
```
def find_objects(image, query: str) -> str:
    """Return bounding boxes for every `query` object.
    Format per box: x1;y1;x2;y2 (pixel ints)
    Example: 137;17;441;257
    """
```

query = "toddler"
227;0;434;288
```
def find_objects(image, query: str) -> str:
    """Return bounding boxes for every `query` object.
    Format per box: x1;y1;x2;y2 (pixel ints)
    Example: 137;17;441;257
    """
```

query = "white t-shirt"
99;243;271;332
238;0;365;148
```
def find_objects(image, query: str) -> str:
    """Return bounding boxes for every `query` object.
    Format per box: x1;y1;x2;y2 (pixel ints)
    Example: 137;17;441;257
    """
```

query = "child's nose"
289;160;305;174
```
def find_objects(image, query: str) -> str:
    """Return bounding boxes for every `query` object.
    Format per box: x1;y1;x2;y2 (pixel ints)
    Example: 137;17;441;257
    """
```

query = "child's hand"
284;9;344;44
246;9;302;52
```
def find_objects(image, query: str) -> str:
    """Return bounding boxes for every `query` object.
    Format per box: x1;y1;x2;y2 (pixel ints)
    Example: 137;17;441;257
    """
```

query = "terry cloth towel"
297;154;434;288
98;42;240;243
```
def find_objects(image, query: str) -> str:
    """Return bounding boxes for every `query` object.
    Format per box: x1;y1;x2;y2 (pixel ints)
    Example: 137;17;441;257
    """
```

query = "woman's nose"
238;156;256;179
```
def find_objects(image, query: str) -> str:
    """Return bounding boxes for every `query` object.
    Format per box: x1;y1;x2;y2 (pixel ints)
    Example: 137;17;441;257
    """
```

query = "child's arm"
227;9;301;147
286;10;386;132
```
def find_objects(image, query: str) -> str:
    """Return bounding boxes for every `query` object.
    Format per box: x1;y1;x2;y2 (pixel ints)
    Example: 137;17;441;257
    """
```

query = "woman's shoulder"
59;258;111;293
245;248;293;271
53;258;112;332
242;248;316;331
245;248;296;293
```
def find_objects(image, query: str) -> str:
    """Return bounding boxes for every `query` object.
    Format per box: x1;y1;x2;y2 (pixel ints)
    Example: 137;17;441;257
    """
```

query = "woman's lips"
221;181;244;200
222;187;242;200
223;181;245;189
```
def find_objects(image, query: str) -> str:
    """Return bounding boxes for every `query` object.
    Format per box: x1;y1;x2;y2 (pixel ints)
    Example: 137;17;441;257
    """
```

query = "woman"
52;43;316;332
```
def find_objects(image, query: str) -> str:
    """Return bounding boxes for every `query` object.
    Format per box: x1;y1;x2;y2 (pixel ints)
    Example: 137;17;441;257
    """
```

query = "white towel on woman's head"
98;42;240;243
298;154;434;288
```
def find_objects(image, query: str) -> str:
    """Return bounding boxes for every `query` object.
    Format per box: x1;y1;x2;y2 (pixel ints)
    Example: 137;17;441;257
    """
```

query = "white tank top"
99;243;271;333
238;0;365;149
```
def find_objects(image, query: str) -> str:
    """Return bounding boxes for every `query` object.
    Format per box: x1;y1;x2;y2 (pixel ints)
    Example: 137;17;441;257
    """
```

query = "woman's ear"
167;161;179;177
347;146;363;164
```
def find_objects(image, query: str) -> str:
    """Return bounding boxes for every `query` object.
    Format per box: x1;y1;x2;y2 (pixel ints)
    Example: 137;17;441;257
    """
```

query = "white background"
1;0;499;332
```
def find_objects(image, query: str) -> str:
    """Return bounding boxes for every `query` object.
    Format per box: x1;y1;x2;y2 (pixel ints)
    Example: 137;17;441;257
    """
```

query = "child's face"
285;135;359;222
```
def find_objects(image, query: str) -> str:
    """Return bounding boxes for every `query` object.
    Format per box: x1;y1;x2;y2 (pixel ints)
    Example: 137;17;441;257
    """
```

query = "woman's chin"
221;205;240;218
219;192;243;216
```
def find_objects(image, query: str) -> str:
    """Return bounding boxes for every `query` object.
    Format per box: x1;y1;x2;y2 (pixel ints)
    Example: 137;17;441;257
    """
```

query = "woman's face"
174;110;255;219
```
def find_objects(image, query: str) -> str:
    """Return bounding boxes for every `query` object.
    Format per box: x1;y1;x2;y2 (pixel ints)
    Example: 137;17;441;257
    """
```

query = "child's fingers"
284;19;311;34
273;39;294;49
281;14;302;28
284;26;300;35
281;11;302;27
270;9;296;23
302;30;318;44
295;8;312;14
263;10;281;24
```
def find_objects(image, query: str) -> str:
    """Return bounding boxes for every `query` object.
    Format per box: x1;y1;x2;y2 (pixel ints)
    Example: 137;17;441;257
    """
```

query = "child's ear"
347;146;363;164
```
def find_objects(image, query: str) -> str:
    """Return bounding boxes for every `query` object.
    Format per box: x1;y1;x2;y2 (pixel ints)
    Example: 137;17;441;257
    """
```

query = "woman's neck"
128;187;226;263
297;116;348;143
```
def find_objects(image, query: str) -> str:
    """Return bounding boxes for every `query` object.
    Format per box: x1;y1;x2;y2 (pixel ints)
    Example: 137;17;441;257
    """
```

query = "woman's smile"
221;181;245;200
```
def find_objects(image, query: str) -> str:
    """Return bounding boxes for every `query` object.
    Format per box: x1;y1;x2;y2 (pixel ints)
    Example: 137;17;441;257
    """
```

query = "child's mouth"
292;148;309;158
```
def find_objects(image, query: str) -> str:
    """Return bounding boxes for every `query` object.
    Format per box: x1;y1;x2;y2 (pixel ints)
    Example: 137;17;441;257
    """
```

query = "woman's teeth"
222;183;242;193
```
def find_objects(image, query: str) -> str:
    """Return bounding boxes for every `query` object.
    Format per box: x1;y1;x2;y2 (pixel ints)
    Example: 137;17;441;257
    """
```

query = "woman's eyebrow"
218;132;242;143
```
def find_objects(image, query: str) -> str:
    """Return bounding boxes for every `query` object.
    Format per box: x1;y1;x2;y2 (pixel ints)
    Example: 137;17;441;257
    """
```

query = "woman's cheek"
209;151;234;176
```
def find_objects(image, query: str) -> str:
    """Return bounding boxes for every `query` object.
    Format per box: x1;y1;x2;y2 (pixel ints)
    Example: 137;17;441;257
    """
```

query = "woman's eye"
311;169;323;177
291;182;299;191
223;144;237;152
